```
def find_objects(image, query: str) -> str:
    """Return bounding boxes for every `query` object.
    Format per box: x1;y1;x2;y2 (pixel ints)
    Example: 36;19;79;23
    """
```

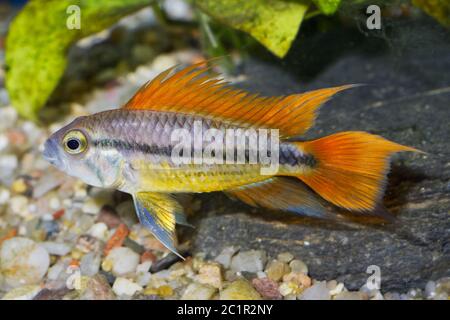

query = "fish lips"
42;138;65;170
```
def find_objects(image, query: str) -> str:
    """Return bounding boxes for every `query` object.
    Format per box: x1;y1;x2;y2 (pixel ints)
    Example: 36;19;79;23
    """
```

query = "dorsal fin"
123;62;354;137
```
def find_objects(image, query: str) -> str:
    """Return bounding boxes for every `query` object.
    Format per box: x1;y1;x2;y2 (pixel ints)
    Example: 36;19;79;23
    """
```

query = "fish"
42;62;419;257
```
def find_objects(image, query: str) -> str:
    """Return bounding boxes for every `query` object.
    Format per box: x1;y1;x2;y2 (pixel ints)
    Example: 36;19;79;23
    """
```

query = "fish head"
43;115;123;188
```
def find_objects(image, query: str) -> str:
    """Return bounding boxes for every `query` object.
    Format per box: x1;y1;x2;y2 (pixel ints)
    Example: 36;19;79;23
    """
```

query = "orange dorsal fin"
123;62;354;137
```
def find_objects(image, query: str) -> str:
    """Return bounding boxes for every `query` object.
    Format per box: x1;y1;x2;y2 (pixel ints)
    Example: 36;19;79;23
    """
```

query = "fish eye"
62;130;87;155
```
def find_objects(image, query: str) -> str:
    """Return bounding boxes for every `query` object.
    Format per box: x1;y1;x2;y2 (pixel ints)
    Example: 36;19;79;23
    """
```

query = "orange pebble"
103;223;129;256
52;209;65;220
140;251;157;263
0;229;17;245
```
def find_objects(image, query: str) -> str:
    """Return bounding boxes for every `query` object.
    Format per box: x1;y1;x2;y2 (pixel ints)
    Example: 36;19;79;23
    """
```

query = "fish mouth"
42;138;64;169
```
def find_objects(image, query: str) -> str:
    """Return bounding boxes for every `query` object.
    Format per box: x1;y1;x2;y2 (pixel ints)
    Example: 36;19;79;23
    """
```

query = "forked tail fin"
293;131;420;212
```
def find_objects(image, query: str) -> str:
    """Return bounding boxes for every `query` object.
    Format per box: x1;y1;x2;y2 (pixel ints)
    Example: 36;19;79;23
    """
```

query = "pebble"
283;272;312;288
230;250;267;273
252;277;282;299
289;259;308;274
181;282;217;300
143;285;174;297
220;279;262;300
1;285;41;300
78;274;115;300
136;261;152;273
0;154;18;184
196;262;223;289
102;247;140;276
278;281;300;296
80;252;101;277
0;187;10;205
434;277;450;300
329;282;345;296
112;277;143;296
334;291;369;300
11;178;28;194
9;195;29;216
299;281;331;300
0;107;18;131
88;222;109;240
0;237;50;288
0;134;8;152
384;292;401;300
82;198;103;215
96;205;122;229
424;280;436;299
265;260;290;282
41;242;71;256
277;252;294;263
214;246;239;268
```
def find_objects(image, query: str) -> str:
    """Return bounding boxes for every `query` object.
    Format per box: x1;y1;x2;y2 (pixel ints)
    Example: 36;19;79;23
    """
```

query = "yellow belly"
135;161;272;193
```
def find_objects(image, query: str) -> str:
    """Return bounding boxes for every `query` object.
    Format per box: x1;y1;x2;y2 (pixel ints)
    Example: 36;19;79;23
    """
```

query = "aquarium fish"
43;62;419;257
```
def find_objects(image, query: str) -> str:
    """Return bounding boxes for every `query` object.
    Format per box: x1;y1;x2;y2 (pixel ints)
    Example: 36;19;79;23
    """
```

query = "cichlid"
43;62;419;257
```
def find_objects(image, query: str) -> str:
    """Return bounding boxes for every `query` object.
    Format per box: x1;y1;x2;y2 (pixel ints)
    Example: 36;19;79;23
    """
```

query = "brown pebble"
140;251;157;263
96;205;122;229
33;288;70;300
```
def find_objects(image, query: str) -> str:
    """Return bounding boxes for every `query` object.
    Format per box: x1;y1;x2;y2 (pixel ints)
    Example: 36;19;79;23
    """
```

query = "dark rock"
96;205;122;229
191;17;450;292
150;252;187;273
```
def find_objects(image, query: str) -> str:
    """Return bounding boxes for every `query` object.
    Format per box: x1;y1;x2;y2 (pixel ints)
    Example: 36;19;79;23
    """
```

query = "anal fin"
227;177;333;219
133;192;185;259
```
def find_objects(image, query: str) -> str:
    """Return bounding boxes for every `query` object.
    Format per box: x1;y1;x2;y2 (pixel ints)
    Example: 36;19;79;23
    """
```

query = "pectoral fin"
133;192;184;259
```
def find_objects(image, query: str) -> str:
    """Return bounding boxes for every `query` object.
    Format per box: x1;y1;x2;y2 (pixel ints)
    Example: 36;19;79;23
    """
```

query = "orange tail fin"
293;132;420;212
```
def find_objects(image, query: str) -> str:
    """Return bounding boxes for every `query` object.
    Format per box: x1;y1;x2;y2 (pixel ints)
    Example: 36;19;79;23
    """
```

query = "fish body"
43;62;419;257
49;109;313;194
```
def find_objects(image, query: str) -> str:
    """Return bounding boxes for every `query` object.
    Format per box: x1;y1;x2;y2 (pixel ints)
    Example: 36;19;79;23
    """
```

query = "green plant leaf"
195;0;309;58
5;0;150;120
312;0;341;15
412;0;450;27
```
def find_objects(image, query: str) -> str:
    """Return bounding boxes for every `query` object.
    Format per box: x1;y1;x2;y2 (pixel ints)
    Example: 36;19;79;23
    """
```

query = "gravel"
0;4;448;300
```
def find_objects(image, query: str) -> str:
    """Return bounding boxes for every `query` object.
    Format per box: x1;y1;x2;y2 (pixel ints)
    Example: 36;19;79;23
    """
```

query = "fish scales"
78;109;315;193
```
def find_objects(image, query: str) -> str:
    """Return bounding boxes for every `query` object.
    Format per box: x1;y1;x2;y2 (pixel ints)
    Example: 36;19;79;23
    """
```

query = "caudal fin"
293;132;420;212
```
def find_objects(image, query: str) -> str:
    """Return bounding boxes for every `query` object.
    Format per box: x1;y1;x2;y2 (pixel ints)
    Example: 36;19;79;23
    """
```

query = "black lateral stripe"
93;139;317;166
93;139;173;156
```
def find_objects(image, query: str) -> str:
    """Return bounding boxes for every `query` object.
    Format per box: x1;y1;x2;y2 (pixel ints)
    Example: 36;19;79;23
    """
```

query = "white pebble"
299;281;331;300
49;197;61;210
329;282;344;295
136;272;151;287
41;242;71;256
214;246;239;269
0;237;50;289
0;107;18;131
0;154;18;170
230;250;267;273
136;261;152;273
0;188;10;205
1;285;41;300
104;247;140;276
181;282;217;300
112;277;142;296
88;222;109;240
9;196;29;216
0;134;8;152
82;199;102;215
80;252;101;277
